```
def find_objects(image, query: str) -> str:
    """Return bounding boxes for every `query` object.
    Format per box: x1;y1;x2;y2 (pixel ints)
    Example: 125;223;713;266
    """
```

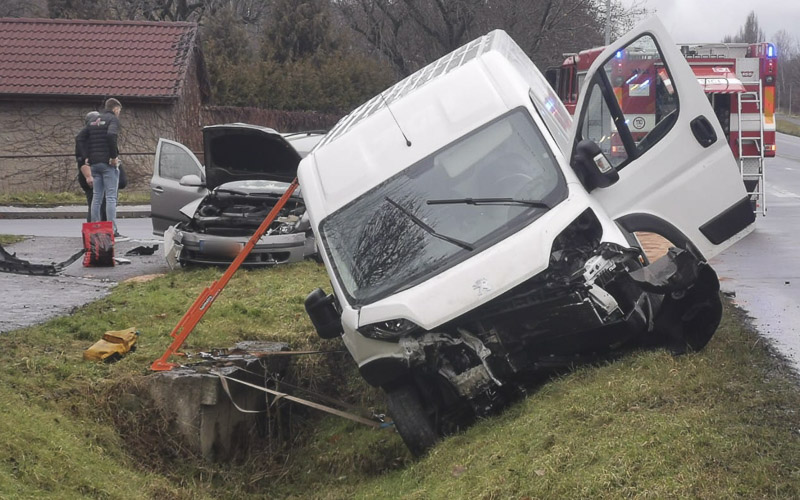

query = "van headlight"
358;319;420;341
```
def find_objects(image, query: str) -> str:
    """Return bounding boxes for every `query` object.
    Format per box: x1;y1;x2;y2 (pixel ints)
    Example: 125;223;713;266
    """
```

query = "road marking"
767;183;800;198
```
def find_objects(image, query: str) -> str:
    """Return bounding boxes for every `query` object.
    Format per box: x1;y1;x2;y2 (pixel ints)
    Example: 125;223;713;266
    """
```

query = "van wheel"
386;383;439;457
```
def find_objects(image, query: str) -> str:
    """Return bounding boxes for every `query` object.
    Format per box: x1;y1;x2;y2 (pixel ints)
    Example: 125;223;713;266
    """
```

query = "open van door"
570;17;755;260
150;139;207;236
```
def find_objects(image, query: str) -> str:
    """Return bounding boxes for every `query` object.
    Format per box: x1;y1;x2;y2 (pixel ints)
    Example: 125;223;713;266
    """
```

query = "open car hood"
203;124;303;190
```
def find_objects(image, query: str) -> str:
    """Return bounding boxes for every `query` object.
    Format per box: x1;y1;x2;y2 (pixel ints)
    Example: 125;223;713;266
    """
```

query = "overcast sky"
620;0;800;43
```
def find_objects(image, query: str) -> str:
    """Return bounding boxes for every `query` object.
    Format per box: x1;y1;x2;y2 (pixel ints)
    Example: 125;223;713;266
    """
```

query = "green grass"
0;262;799;498
777;117;800;137
0;235;25;246
0;190;150;206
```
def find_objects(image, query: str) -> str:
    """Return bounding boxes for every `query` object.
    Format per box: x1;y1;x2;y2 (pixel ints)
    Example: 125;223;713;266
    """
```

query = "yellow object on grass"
84;327;139;362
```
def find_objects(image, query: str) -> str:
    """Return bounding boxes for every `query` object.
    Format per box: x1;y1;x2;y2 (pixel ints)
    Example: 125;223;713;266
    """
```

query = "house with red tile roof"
0;17;209;193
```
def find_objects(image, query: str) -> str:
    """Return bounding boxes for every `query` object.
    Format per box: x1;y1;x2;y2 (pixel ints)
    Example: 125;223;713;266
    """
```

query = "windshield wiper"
426;197;550;209
384;197;474;251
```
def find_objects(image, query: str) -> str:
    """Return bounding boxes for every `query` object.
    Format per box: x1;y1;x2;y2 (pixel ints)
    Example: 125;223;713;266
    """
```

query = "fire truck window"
601;34;678;159
559;67;569;102
568;67;578;102
581;82;628;168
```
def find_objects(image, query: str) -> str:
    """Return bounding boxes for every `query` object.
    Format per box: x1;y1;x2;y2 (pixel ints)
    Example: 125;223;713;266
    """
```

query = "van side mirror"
179;174;204;187
571;140;619;192
305;288;343;339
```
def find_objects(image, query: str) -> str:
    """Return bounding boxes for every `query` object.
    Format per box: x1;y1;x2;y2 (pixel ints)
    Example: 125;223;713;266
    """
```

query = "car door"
570;17;755;260
150;139;207;235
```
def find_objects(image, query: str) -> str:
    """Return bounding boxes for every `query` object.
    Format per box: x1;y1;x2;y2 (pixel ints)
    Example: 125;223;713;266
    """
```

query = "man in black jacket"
75;111;127;222
77;98;125;239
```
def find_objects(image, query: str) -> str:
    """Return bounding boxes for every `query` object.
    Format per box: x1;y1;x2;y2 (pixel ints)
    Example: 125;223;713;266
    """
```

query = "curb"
0;205;150;220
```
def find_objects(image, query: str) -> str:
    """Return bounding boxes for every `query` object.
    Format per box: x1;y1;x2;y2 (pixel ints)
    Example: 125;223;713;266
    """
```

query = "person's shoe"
114;232;130;242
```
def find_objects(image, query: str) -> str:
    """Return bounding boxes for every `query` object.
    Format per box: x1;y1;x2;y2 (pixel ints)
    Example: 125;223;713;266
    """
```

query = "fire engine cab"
547;41;777;215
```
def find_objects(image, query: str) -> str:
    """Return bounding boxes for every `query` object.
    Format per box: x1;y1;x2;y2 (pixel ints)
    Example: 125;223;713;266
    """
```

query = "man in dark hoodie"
77;98;126;239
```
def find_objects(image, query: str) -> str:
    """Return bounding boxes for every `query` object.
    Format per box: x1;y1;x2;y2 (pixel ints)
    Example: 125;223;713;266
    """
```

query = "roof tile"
0;17;197;99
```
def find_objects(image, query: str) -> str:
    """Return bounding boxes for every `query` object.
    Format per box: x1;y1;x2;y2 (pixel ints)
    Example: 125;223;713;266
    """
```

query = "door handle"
690;116;717;148
152;186;164;194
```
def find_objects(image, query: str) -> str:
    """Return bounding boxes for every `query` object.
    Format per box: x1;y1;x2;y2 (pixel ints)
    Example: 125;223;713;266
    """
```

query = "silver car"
150;124;324;266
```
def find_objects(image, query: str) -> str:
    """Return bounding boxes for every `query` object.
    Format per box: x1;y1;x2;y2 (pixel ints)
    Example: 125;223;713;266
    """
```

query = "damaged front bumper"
173;229;309;267
359;244;721;406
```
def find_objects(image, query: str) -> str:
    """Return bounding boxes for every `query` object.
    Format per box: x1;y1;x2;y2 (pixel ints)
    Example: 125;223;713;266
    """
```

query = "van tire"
386;383;439;457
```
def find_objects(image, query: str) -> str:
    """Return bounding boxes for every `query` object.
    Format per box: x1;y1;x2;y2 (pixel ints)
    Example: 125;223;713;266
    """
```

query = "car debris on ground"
0;243;84;276
83;327;139;362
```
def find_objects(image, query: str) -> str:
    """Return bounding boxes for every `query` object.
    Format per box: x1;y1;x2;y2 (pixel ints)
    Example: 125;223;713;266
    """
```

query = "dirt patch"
636;232;673;262
124;273;166;283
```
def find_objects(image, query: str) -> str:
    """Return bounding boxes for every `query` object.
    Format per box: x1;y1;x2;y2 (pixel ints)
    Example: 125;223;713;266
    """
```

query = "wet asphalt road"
710;132;800;374
0;218;168;333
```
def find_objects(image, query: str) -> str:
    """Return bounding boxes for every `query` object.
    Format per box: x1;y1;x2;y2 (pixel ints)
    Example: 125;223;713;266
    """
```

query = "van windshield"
320;108;568;305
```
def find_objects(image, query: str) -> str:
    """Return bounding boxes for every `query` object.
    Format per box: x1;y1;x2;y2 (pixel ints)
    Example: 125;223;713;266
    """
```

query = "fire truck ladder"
737;80;766;215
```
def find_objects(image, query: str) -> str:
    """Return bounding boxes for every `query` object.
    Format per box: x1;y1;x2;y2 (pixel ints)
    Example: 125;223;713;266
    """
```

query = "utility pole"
604;0;612;45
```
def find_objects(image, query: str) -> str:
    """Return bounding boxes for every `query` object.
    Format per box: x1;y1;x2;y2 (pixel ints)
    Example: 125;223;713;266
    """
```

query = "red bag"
82;221;115;267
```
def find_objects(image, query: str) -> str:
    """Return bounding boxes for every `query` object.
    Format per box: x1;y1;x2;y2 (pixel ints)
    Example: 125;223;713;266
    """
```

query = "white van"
298;18;755;456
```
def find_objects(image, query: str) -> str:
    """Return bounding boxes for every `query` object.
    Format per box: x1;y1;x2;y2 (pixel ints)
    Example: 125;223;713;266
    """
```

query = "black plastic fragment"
0;244;84;276
125;245;159;256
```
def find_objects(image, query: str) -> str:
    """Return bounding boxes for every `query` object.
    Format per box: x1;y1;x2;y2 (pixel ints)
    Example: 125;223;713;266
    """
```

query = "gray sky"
620;0;800;43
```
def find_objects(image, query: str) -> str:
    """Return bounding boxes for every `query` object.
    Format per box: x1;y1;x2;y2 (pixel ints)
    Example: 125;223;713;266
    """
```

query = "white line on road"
767;182;800;198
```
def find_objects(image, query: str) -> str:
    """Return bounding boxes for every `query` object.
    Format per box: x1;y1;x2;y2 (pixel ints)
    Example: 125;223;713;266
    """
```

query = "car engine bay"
187;190;306;237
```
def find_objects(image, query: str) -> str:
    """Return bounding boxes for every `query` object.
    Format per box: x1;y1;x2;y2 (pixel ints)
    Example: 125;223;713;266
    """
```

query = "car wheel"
385;383;439;457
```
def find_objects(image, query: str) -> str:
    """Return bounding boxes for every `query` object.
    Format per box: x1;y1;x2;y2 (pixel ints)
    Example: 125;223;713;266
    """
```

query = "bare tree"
723;10;765;43
48;0;113;19
334;0;644;77
773;30;794;111
772;29;800;114
0;0;48;17
335;0;485;76
111;0;209;22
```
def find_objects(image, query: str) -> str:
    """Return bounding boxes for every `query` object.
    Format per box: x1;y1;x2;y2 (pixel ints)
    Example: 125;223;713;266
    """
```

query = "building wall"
0;45;340;195
0;100;175;194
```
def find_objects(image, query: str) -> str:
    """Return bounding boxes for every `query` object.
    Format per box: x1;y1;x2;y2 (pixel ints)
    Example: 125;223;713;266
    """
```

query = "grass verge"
0;235;26;246
777;117;800;137
0;262;798;498
0;190;150;206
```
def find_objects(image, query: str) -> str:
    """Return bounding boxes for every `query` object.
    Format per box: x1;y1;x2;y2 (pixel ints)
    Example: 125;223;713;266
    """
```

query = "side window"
582;82;626;168
568;66;578;102
579;34;679;170
158;142;201;180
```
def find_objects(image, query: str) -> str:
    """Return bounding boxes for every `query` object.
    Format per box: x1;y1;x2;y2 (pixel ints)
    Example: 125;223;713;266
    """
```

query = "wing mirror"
571;140;619;192
179;174;205;187
305;288;343;339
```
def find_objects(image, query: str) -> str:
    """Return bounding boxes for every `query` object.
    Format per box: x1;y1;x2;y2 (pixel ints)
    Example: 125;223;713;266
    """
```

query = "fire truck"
546;41;777;215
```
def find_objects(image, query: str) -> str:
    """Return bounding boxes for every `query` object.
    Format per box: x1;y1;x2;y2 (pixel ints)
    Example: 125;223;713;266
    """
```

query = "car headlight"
358;318;421;341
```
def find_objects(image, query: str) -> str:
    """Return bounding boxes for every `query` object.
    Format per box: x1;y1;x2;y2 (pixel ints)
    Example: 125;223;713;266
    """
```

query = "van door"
570;17;755;260
150;139;206;236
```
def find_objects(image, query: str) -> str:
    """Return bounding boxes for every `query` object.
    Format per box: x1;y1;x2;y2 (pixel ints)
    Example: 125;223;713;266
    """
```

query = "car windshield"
320;108;568;305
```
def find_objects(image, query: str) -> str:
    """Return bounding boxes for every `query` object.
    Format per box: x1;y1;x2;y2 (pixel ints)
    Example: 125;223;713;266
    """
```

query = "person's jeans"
82;186;106;223
90;163;119;233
